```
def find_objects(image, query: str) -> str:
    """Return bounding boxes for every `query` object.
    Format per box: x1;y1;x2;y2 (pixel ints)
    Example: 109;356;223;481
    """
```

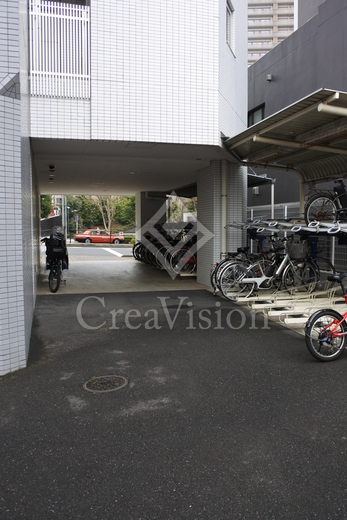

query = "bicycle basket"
47;244;66;260
46;235;67;260
287;240;311;260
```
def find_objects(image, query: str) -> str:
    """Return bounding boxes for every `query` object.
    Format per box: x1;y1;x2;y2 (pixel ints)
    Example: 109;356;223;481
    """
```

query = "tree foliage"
40;195;53;218
66;195;102;233
66;195;135;232
113;196;136;229
168;196;197;222
93;196;120;233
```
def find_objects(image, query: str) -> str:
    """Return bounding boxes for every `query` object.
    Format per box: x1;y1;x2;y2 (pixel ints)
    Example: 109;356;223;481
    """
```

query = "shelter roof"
225;89;347;184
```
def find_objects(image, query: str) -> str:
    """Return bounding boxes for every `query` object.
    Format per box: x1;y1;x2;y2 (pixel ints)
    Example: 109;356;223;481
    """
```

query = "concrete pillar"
226;163;248;253
135;192;167;242
0;0;35;375
197;160;247;287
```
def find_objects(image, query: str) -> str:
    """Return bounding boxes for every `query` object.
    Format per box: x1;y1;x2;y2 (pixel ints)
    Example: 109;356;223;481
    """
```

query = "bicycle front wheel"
48;264;61;293
283;260;317;294
219;263;255;301
170;248;196;275
304;195;337;224
305;309;347;361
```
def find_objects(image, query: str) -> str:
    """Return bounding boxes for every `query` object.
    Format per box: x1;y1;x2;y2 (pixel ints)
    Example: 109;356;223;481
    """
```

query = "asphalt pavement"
1;289;347;519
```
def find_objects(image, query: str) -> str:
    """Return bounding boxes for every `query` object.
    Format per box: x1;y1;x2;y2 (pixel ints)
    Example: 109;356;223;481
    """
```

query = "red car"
74;229;124;244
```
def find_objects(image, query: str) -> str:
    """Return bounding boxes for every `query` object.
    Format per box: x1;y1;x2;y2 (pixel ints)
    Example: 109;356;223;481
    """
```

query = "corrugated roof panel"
226;89;347;184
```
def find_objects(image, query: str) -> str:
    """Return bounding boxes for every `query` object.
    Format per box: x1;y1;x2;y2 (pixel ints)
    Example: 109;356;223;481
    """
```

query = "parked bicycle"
305;272;347;361
218;236;318;301
210;239;280;295
132;222;197;275
304;178;347;224
41;231;69;293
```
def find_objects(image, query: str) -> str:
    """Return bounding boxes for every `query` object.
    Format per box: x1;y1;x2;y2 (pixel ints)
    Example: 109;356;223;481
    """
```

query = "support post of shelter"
299;175;305;217
221;160;228;254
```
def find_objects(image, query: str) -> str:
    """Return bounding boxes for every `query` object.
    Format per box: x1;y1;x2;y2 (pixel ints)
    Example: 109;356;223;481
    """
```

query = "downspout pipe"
221;160;228;254
271;181;275;219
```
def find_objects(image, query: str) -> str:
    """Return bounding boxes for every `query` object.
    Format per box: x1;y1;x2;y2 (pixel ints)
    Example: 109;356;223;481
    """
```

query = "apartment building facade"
247;0;347;208
0;0;248;375
248;0;297;66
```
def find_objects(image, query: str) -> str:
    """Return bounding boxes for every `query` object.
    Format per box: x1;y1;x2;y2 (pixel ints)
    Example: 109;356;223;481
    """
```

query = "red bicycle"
305;273;347;361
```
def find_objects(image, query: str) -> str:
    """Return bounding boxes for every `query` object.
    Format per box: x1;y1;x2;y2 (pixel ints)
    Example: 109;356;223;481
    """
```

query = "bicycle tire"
312;257;336;291
170;248;196;275
212;258;237;291
283;260;317;294
132;242;143;261
48;264;61;293
219;262;255;301
305;309;347;361
304;194;338;225
155;246;168;268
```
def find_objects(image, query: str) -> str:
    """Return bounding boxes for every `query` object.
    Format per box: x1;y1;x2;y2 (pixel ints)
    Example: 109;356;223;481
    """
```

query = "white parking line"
103;248;123;257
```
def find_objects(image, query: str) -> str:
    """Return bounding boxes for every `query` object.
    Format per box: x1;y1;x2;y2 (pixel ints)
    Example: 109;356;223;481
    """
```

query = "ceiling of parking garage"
226;89;347;185
32;139;236;196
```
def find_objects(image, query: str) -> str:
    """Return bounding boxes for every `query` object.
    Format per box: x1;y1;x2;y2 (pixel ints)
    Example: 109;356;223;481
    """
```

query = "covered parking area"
226;88;347;213
35;88;347;296
221;88;347;331
34;137;276;294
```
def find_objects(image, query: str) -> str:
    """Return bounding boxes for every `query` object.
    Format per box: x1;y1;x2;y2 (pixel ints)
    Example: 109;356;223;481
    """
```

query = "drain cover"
83;375;129;393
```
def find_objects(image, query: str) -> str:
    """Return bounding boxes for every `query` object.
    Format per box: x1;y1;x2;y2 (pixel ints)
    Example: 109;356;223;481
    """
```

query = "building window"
248;104;265;127
226;1;235;52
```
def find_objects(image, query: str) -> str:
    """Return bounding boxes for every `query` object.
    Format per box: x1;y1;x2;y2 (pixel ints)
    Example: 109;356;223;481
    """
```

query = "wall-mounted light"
252;186;260;196
266;74;272;82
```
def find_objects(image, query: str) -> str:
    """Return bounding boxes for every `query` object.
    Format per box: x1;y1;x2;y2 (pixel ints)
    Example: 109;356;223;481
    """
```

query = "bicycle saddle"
327;273;347;283
237;247;249;254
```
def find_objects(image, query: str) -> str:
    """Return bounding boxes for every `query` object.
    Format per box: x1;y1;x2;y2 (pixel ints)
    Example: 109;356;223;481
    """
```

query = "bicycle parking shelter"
226;88;347;213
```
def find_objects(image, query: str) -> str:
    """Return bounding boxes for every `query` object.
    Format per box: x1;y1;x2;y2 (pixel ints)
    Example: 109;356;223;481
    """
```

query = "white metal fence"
247;202;347;270
29;0;90;99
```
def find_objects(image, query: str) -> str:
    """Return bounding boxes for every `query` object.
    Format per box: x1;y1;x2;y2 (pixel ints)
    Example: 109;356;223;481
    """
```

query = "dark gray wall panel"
299;0;324;27
248;0;347;117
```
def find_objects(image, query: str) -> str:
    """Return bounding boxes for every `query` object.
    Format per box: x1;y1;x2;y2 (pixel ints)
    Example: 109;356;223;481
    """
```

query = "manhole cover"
83;375;129;393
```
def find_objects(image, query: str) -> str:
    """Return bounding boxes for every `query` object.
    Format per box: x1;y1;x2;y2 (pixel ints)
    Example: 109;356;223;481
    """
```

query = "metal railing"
247;202;347;271
29;0;90;99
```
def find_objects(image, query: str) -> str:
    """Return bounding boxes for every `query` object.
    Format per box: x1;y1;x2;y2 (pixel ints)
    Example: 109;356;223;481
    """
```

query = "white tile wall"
218;0;248;139
30;98;91;139
0;0;35;376
197;161;222;287
0;0;248;375
226;163;247;250
196;161;247;287
0;98;27;375
29;0;247;147
90;0;220;145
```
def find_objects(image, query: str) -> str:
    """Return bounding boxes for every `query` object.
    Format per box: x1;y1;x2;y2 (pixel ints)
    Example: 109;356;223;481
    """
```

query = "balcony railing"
29;0;90;99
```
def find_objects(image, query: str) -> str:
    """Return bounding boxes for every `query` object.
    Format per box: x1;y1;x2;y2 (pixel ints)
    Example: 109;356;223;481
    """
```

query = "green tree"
113;196;136;229
40;195;53;218
64;195;136;233
92;196;120;233
72;196;102;230
185;197;197;213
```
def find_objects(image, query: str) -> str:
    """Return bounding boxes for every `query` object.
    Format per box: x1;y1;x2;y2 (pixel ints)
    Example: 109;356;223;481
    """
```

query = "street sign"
75;215;78;222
